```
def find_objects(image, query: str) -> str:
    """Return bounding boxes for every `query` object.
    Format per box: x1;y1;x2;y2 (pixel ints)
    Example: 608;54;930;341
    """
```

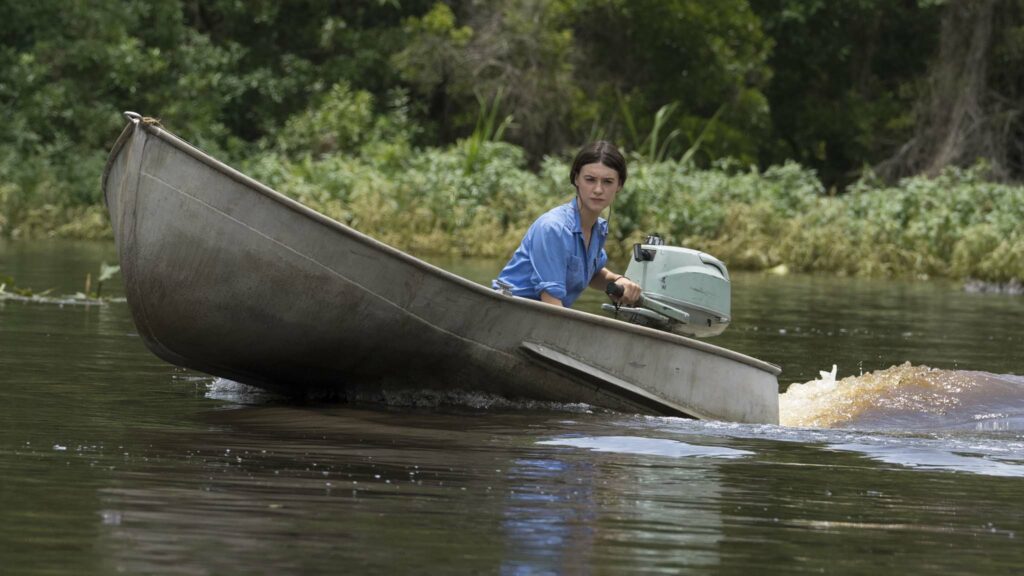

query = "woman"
493;141;642;308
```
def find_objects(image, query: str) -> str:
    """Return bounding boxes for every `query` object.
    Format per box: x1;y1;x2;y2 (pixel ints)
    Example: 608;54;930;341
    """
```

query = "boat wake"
205;378;597;413
342;387;598;413
780;363;1024;431
205;378;275;405
206;364;1024;432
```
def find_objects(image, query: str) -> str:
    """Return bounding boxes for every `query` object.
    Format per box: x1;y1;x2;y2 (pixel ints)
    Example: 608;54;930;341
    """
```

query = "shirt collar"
569;197;608;238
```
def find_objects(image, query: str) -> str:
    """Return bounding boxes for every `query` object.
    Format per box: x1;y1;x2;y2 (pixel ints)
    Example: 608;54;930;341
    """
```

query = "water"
2;240;1023;575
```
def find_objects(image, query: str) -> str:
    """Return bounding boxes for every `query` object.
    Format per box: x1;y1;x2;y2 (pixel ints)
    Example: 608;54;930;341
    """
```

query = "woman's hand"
612;275;642;306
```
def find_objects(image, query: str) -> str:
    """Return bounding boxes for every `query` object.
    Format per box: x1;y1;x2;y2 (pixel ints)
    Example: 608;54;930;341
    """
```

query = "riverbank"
2;145;1021;284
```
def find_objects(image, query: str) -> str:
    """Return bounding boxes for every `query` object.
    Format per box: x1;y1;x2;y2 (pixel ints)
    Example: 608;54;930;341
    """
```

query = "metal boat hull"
103;116;781;423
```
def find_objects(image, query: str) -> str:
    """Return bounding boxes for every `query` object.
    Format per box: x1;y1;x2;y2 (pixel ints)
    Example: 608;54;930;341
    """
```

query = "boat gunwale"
101;121;136;197
105;118;781;377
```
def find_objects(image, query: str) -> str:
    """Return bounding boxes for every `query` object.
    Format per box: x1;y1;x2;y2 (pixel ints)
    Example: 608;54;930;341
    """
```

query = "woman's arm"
590;267;642;305
539;291;564;306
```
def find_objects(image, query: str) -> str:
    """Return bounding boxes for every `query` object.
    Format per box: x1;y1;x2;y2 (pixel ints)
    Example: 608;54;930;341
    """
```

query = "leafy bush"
235;134;1023;284
769;165;1024;280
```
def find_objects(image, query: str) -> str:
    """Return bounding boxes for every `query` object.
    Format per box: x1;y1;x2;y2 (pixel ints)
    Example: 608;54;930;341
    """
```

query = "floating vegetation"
963;278;1024;296
0;263;123;307
0;275;37;298
83;262;121;299
0;284;115;306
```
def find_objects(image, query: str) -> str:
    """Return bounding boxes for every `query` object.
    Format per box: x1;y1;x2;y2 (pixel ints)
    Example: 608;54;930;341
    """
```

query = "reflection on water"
1;241;1023;575
84;400;1023;574
826;443;1024;478
537;435;753;459
501;457;600;574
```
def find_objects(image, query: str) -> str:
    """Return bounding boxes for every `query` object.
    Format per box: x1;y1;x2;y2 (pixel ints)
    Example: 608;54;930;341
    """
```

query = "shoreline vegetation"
4;2;1023;288
1;136;1021;287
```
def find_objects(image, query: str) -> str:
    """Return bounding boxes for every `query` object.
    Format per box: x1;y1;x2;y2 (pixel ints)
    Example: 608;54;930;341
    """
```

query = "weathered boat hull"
103;115;781;423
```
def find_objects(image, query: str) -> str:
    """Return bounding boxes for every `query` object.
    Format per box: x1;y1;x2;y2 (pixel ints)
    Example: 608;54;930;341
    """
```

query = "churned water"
1;240;1022;575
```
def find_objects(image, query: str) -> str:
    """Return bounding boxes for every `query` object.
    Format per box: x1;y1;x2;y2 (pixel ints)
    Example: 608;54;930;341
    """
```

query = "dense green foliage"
1;0;1022;283
242;130;1024;282
752;0;942;188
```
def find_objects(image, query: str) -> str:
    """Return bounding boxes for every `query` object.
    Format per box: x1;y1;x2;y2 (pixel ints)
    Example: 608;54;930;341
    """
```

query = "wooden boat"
103;112;781;423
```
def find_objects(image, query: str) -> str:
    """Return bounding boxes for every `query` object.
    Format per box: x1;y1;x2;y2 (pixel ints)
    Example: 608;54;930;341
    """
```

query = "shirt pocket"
566;256;585;294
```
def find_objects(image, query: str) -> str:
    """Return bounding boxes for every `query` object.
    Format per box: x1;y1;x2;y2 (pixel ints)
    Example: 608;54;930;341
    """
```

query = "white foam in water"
827;443;1024;478
779;363;1024;430
537;435;754;459
205;378;275;404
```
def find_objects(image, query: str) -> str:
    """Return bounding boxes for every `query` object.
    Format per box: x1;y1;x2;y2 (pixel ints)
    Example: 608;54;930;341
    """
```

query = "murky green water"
2;240;1022;575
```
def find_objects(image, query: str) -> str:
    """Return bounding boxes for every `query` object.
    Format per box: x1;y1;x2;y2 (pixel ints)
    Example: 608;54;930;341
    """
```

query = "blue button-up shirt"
493;198;609;307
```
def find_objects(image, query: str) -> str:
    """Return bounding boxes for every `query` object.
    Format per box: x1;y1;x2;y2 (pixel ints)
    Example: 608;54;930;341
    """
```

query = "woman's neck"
577;198;599;248
576;197;600;229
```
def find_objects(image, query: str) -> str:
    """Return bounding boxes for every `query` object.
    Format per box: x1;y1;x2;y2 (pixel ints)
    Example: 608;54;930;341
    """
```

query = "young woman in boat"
493;141;643;308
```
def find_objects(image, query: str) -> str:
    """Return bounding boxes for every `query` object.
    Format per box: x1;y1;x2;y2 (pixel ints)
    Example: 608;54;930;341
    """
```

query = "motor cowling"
603;234;731;338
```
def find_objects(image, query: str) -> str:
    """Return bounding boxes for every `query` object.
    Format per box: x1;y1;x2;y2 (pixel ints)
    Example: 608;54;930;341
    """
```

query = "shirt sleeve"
527;217;571;300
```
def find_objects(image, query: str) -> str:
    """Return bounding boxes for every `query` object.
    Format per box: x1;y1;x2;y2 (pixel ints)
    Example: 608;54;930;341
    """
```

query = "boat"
103;112;781;423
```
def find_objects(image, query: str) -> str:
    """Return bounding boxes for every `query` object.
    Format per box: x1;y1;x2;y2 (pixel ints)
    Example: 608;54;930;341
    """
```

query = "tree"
571;0;773;164
393;0;580;156
878;0;1024;181
751;0;942;189
391;2;474;143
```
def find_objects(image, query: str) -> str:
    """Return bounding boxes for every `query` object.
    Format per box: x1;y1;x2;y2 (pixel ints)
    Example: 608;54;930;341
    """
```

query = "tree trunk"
877;0;1004;181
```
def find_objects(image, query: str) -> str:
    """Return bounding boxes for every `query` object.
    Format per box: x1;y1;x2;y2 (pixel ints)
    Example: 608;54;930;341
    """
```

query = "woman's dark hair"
569;141;627;187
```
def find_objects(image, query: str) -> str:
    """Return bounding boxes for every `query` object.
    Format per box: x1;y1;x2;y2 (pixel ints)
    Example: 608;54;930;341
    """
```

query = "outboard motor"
603;234;731;338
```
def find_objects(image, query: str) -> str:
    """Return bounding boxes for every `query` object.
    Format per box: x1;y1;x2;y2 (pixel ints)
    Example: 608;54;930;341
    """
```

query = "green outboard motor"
603;234;731;338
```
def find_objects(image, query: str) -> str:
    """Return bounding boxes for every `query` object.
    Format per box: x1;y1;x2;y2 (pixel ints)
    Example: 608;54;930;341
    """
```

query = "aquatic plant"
0;275;36;298
89;262;120;299
0;265;120;305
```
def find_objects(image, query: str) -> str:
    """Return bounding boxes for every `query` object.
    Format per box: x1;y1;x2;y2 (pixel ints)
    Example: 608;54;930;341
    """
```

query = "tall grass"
2;115;1021;283
462;88;514;174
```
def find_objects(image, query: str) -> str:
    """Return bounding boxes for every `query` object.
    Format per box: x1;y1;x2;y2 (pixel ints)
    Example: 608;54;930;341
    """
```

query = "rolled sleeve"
493;198;606;307
527;218;570;300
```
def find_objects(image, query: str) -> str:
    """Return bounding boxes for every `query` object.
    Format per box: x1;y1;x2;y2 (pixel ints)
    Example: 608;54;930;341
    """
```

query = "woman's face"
574;162;622;216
